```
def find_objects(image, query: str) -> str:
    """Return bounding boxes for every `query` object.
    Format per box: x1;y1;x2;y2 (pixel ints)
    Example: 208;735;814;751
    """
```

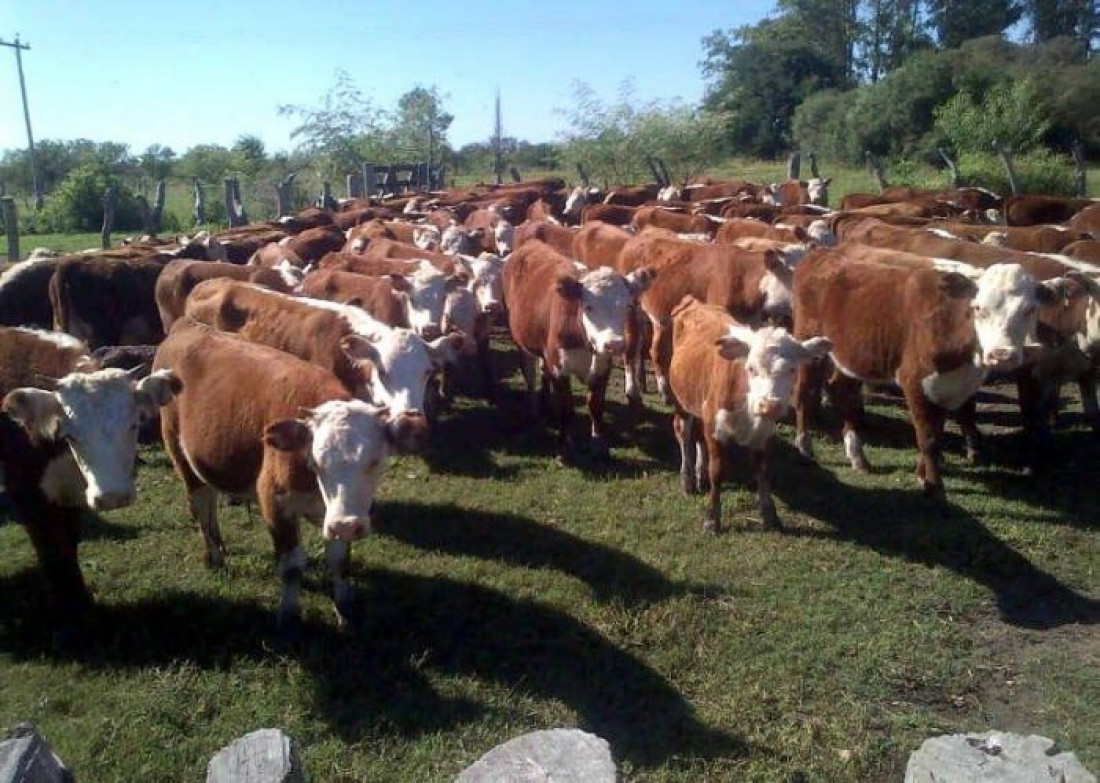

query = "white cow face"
807;177;832;206
413;224;441;251
970;263;1059;370
264;400;421;541
657;185;683;203
806;219;837;247
758;251;796;324
441;224;476;255
3;369;180;511
558;266;655;356
493;221;515;255
716;325;832;420
390;261;458;340
467;253;504;316
563;187;590;220
442;287;480;357
342;330;465;418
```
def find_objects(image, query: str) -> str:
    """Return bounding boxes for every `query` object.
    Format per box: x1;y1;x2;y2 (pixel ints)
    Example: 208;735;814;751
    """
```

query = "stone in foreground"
206;729;303;783
0;723;73;783
456;728;616;782
905;731;1096;783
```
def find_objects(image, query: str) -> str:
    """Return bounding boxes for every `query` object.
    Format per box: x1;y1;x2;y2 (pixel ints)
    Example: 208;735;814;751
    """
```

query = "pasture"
1;336;1096;781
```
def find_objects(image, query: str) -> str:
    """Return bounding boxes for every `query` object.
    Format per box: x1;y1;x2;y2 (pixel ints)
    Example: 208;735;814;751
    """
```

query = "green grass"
1;348;1097;782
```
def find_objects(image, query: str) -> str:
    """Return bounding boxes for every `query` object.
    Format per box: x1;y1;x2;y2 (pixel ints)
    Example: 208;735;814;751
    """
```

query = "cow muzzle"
983;347;1021;370
755;399;786;420
91;489;136;512
323;516;369;542
596;338;626;356
418;325;442;341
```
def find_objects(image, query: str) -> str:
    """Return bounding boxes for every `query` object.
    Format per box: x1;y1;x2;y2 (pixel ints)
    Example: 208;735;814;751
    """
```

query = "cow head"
413;224;441;251
563;187;595;221
657;185;683;203
807;177;831;207
263;400;422;541
758;250;796;325
806;219;837;247
716;325;832;421
387;260;461;340
467;252;505;317
441;223;478;255
968;263;1062;370
442;287;480;356
493;221;515;255
342;329;465;420
2;368;181;511
556;266;655;356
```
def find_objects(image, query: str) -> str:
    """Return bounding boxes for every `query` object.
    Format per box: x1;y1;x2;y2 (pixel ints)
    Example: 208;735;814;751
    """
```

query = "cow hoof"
702;518;721;534
850;457;871;473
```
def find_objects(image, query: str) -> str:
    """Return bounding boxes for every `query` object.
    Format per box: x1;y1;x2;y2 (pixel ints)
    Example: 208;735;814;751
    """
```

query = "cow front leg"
271;519;306;634
674;412;698;495
21;502;92;638
550;374;575;463
325;540;355;629
902;383;947;496
794;358;828;460
751;444;779;529
586;366;612;461
702;427;725;533
650;318;674;404
518;350;539;419
623;306;644;412
953;395;986;465
832;374;870;472
189;485;226;568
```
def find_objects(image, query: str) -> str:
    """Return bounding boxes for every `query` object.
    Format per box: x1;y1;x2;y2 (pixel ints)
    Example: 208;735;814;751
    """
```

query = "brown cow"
275;207;334;234
1;327;178;641
250;241;305;270
504;240;653;461
1062;240;1100;263
581;203;638;226
619;232;795;404
514;220;577;256
631;206;717;236
714;218;807;245
1068;203;1100;233
1005;195;1095;226
793;248;1062;494
669;297;831;531
299;268;410;328
602;184;660;206
282;225;348;265
156;259;297;332
154;319;422;630
573;221;635;271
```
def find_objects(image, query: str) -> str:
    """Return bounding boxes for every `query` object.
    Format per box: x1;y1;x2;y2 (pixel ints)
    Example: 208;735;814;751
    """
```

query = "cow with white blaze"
504;240;654;461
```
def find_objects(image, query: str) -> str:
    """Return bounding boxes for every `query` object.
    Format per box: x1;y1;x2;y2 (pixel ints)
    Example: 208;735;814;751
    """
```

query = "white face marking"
926;227;958;240
563;187;588;218
442;288;479;356
971;264;1043;369
413;224;441;251
806;220;836;246
577;268;635;355
468;254;504;314
494;221;515;255
440;225;472;255
757;268;794;319
305;400;392;541
401;262;450;338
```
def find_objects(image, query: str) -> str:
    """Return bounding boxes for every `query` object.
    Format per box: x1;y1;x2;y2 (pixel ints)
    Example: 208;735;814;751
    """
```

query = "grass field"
1;339;1097;781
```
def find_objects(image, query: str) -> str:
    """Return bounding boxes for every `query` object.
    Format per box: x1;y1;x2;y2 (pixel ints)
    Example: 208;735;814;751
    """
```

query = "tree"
934;78;1053;153
926;0;1023;49
1023;0;1097;55
387;86;453;164
175;144;235;183
860;0;933;81
139;144;175;181
231;134;268;177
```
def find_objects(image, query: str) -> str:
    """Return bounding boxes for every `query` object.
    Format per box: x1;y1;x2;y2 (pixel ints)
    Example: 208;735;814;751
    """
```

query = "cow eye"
971;305;983;318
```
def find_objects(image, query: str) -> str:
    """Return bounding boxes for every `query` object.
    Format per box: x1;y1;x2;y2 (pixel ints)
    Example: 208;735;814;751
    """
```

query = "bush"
40;164;144;233
954;149;1077;196
934;79;1051;155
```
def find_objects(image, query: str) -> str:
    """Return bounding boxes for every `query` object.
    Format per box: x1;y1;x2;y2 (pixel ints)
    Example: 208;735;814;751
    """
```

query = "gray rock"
455;728;615;783
0;723;74;783
905;731;1096;783
206;729;303;783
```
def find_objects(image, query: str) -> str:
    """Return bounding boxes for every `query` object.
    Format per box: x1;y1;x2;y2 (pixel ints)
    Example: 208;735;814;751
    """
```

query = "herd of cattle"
1;173;1098;640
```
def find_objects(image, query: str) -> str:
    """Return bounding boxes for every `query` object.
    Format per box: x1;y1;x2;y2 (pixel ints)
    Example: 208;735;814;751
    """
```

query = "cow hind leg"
674;412;698;495
189;486;226;568
794;359;828;460
623;307;644;411
549;375;576;464
650;320;674;405
271;520;306;634
832;375;871;472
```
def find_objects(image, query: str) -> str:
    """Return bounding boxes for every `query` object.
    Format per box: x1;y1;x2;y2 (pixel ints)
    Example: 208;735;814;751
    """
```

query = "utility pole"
0;35;40;210
493;88;503;186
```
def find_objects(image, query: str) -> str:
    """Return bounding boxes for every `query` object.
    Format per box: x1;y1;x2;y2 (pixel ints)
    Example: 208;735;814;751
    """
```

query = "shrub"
955;149;1077;196
40;164;144;233
934;79;1051;155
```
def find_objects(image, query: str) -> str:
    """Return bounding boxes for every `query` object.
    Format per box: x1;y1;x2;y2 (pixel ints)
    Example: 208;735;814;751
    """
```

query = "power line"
0;34;41;210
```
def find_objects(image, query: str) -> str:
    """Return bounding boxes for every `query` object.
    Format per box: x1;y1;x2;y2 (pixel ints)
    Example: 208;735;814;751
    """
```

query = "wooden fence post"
345;174;359;200
808;151;820;180
142;179;165;235
320;181;335;210
233;178;248;224
787;151;801;181
509;166;522;184
101;184;118;249
363;164;377;199
2;196;18;262
938;149;961;188
225;177;247;227
993;141;1019;196
575;163;590;188
275;173;296;217
193;178;205;226
864;151;887;193
1071;140;1087;198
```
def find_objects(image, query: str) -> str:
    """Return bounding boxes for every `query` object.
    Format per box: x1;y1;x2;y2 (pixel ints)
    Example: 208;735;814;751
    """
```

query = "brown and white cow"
631;206;717;237
1004;195;1095;226
156;259;298;332
793;249;1063;495
669;297;831;531
0;327;179;636
504;240;654;461
580;203;638;226
572;221;634;271
514;220;578;257
299;269;409;328
154;319;422;630
280;225;348;265
183;278;463;422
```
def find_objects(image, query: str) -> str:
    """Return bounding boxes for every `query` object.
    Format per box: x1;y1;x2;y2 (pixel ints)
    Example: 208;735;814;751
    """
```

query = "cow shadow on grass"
0;500;137;543
376;501;723;607
769;440;1099;630
0;568;749;771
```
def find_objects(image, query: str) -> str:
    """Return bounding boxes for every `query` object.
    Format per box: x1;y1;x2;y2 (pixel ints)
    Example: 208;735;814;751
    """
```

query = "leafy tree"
934;78;1052;153
139;144;175;181
175;144;235;183
40;163;144;232
1024;0;1097;54
386;86;453;163
231;135;268;177
926;0;1023;49
860;0;933;81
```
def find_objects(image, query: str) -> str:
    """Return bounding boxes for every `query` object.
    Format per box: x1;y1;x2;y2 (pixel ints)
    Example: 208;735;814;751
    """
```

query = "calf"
669;297;830;531
504;240;653;461
154;320;421;630
49;255;168;348
0;327;178;636
793;250;1062;495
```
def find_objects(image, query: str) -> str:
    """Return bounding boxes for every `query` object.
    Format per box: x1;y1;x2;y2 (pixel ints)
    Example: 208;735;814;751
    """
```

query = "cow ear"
1040;276;1085;304
1065;271;1100;298
264;419;312;452
342;334;382;367
822;177;833;186
625;266;656;296
714;335;751;361
555;276;584;301
939;271;978;300
796;336;834;360
385;411;429;455
762;249;787;275
2;388;67;441
134;369;182;407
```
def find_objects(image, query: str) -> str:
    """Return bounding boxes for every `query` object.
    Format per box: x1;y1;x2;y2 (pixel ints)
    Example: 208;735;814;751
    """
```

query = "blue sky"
0;0;773;156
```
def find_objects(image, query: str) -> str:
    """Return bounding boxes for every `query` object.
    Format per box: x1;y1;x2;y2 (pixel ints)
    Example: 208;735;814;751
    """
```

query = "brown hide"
156;259;295;332
573;221;635;271
299;269;409;328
